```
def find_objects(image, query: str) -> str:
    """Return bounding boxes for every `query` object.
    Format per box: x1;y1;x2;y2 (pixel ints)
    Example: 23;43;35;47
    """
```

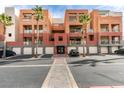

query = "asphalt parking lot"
6;54;33;60
0;58;53;88
67;55;124;88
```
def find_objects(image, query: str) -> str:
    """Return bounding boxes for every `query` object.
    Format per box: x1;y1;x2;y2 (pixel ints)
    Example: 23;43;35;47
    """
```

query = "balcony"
99;11;122;16
34;30;43;33
88;29;94;32
70;29;82;33
99;40;122;46
69;42;82;46
69;16;77;22
69;25;82;33
100;24;109;32
69;38;82;46
24;30;32;33
24;41;32;46
112;41;120;44
52;24;64;31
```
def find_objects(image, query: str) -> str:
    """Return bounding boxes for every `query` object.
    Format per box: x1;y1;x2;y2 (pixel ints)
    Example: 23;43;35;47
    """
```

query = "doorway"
56;46;65;54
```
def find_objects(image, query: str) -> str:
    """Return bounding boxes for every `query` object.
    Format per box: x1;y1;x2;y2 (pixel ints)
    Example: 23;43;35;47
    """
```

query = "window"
49;37;54;41
8;33;12;37
23;13;32;19
100;24;109;32
58;36;63;41
112;24;119;32
89;35;94;41
34;25;43;33
24;25;32;33
70;25;82;32
69;16;77;22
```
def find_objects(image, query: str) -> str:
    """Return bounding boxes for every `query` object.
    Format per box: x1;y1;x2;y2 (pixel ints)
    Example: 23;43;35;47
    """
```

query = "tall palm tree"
79;14;91;57
32;5;43;58
0;13;13;58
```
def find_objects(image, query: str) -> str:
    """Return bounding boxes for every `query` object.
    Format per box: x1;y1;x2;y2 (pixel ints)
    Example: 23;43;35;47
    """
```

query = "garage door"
112;47;118;53
13;47;21;55
24;47;32;54
101;47;108;53
89;47;97;54
78;47;87;54
34;47;43;54
46;47;54;54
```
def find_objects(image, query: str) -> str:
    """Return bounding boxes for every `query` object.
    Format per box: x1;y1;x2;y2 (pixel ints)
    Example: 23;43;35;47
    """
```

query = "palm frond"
32;5;43;21
79;14;91;25
0;13;13;26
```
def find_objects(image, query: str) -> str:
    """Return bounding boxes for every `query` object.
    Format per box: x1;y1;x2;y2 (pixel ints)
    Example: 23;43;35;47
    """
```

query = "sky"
0;5;123;17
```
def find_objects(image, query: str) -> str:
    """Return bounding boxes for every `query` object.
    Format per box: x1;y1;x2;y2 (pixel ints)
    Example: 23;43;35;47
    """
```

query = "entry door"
57;46;65;54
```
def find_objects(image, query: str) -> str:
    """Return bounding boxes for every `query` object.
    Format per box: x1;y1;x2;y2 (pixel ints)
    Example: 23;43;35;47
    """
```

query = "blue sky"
13;5;124;18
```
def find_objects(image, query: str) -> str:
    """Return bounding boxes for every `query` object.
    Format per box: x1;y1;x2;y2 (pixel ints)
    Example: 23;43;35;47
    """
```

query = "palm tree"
0;13;13;58
79;14;91;57
32;5;43;58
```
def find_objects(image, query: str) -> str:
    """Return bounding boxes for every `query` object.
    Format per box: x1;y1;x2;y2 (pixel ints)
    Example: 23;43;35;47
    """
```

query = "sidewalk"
42;57;78;88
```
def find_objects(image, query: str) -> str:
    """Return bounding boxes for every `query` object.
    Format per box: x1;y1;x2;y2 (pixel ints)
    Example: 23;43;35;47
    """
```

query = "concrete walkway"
42;57;78;88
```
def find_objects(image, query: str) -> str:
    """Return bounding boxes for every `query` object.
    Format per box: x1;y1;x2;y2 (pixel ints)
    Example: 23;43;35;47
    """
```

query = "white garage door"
89;47;97;54
101;47;108;53
46;47;54;54
68;47;76;53
34;47;43;54
24;47;32;54
112;47;118;53
78;47;87;54
13;47;21;55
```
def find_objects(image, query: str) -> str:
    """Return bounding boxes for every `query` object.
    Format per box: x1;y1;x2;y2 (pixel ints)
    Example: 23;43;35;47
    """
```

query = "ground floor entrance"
56;46;65;54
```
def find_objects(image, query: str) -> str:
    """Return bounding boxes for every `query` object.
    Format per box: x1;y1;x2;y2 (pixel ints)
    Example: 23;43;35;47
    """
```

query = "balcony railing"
34;30;43;33
101;29;109;32
70;29;82;33
35;41;43;45
24;30;32;33
112;41;120;44
24;42;32;46
100;41;109;44
69;41;82;45
100;40;121;45
112;29;119;32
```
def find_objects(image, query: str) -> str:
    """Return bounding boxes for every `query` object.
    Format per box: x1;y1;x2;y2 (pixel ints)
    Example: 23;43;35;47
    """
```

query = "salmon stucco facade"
0;7;123;55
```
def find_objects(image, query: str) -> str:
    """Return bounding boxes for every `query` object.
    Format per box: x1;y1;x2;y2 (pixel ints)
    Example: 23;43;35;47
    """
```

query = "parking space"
0;59;54;66
66;55;124;88
0;59;54;88
6;54;33;60
0;67;50;88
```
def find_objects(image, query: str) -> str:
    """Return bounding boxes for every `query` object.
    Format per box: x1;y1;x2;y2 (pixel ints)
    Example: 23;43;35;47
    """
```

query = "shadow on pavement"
68;57;124;67
7;55;33;60
41;54;53;58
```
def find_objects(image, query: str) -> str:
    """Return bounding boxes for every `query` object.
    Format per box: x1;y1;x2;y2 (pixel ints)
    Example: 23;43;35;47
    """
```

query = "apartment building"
91;10;122;54
0;7;123;55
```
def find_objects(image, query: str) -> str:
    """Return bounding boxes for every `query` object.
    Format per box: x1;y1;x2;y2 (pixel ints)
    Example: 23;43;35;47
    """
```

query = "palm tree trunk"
35;21;39;58
2;26;6;58
82;32;85;57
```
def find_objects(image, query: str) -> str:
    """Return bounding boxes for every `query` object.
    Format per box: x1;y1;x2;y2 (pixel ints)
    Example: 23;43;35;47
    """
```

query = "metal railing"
24;30;32;33
100;40;121;45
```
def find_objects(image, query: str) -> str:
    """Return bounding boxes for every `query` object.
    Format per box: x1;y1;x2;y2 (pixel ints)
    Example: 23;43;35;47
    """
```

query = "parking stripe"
0;65;52;68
